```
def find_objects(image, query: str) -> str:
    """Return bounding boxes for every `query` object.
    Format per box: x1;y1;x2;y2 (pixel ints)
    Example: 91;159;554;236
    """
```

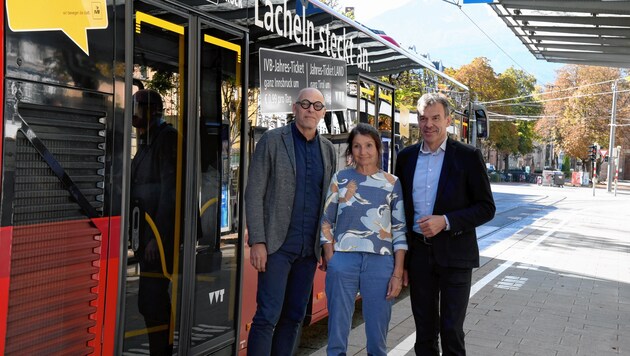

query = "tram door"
122;2;245;355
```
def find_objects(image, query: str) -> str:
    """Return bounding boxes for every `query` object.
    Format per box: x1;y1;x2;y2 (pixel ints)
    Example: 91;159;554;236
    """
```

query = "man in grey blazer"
245;87;337;356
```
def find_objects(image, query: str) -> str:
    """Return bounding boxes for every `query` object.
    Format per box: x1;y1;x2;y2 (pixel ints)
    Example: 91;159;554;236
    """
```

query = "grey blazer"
245;123;337;260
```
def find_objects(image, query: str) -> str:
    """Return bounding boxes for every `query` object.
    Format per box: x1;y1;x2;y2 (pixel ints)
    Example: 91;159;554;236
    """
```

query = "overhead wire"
440;0;532;76
487;88;630;107
457;8;532;76
480;78;622;105
486;111;556;121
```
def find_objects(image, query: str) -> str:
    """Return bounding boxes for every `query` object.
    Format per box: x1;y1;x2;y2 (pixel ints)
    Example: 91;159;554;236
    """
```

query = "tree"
498;68;540;162
536;65;629;163
515;120;535;156
445;57;500;103
146;69;176;95
446;57;539;169
498;67;540;117
488;121;518;169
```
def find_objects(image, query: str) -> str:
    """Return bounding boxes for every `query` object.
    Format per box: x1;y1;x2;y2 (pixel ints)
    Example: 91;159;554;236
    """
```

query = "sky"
338;0;565;86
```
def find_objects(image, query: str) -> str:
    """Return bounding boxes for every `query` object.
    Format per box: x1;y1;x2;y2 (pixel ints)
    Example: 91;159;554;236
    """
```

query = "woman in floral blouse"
320;123;407;356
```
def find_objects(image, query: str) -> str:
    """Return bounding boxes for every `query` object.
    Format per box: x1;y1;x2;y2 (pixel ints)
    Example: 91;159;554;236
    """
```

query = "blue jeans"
325;252;394;356
247;249;317;356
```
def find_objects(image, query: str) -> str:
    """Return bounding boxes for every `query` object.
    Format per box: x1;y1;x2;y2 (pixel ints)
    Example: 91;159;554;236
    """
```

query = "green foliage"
146;70;175;96
515;121;535;156
385;70;423;110
562;155;571;176
490;121;519;154
446;57;538;161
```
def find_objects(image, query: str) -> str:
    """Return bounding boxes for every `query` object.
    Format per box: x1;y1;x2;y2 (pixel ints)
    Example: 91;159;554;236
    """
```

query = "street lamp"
607;76;629;193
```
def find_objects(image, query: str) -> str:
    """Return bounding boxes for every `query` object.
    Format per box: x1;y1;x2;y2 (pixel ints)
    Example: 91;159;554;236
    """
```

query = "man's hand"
250;243;268;272
386;274;403;300
417;215;447;238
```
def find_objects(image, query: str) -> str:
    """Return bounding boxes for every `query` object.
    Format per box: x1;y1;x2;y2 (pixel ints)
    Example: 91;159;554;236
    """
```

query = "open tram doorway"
120;1;247;355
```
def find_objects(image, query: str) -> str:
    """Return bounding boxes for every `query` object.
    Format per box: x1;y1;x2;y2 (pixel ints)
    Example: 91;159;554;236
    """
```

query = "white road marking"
387;214;572;356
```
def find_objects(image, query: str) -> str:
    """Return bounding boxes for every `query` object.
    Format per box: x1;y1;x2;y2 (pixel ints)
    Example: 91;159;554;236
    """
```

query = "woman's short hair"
345;123;382;167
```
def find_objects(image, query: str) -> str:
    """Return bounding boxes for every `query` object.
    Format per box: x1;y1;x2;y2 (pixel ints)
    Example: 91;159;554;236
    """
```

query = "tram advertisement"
259;48;347;114
5;0;108;55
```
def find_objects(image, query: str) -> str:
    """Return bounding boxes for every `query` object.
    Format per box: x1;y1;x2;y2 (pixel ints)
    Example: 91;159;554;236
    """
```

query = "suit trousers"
407;243;472;356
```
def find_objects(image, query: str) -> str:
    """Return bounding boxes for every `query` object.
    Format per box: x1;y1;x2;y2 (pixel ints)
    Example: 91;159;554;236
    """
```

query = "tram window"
337;111;348;133
462;114;469;140
322;111;345;135
475;108;488;138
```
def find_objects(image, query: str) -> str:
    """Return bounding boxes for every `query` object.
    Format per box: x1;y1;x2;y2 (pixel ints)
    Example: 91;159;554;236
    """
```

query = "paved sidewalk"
310;189;630;355
460;209;630;356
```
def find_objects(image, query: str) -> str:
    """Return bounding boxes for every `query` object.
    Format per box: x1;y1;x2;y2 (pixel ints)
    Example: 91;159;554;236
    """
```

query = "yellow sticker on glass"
6;0;108;55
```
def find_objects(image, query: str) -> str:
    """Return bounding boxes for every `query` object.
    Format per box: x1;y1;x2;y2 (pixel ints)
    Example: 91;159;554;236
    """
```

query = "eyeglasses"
296;99;325;111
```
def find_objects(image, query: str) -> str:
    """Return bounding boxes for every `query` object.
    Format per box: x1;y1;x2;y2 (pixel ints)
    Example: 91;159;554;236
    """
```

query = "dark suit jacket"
395;137;495;268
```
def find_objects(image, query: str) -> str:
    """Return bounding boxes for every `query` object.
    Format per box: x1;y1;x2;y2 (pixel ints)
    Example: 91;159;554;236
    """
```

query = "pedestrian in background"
320;123;407;356
245;87;337;355
395;93;495;356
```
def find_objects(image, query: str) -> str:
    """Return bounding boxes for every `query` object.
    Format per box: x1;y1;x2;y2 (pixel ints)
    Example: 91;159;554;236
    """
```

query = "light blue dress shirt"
412;138;449;234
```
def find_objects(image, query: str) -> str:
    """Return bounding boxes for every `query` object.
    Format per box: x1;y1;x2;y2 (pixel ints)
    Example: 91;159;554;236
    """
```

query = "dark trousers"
407;244;472;356
247;249;317;356
138;271;172;356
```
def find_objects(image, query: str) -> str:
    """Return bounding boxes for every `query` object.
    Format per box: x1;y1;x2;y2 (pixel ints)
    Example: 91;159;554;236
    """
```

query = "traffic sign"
600;149;608;158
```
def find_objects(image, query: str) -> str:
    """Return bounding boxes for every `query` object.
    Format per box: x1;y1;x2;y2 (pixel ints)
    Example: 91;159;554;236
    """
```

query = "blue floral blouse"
320;168;407;255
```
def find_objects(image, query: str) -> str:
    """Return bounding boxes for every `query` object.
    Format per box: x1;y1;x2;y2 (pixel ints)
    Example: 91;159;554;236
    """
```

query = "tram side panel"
1;3;122;355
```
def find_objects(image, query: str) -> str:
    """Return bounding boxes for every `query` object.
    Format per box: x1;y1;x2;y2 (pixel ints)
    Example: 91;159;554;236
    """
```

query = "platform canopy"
182;0;468;90
490;0;630;68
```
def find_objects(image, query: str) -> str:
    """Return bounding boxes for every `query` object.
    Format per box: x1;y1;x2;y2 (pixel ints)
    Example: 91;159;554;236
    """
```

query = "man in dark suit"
395;93;495;356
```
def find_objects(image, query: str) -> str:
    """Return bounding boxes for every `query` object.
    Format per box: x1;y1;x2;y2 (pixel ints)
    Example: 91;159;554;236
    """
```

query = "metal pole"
593;159;597;197
470;101;477;148
607;80;618;192
614;156;619;197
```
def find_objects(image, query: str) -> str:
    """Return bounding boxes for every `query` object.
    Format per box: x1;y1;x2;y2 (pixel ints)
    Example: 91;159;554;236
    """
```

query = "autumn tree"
498;67;540;117
498;68;540;171
447;57;539;169
536;65;630;167
445;57;500;103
